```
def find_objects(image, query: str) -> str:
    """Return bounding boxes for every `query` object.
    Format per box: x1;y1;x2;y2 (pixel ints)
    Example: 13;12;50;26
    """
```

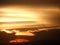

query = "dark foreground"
0;40;60;45
0;28;60;45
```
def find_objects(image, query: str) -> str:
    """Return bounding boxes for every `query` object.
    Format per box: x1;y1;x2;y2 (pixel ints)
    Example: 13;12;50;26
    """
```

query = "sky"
0;0;60;43
0;0;60;29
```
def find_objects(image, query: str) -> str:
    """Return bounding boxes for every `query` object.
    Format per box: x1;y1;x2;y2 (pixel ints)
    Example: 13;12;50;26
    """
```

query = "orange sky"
0;5;60;29
0;5;59;37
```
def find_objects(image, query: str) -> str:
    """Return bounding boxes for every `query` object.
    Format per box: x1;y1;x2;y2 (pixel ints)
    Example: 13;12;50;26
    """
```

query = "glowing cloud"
0;29;35;36
9;39;30;43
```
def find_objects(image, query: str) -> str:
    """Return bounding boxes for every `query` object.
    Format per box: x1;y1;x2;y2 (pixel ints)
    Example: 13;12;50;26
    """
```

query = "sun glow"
9;39;30;43
0;6;59;37
0;29;35;36
0;7;38;22
0;6;40;29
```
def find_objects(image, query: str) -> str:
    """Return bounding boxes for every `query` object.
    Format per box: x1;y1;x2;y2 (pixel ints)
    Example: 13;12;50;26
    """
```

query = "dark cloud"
0;0;59;6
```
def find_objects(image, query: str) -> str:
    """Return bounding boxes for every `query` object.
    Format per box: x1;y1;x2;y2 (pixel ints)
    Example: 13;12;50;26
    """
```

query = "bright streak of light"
0;7;38;22
12;30;34;36
0;6;39;29
0;29;13;34
0;29;35;36
0;28;49;37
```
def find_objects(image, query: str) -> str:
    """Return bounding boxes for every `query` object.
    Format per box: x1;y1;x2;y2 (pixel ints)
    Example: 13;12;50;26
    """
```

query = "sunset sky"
0;0;60;43
0;5;60;29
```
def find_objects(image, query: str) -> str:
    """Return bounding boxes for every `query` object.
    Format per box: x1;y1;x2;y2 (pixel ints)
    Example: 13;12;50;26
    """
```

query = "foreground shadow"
0;29;60;45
